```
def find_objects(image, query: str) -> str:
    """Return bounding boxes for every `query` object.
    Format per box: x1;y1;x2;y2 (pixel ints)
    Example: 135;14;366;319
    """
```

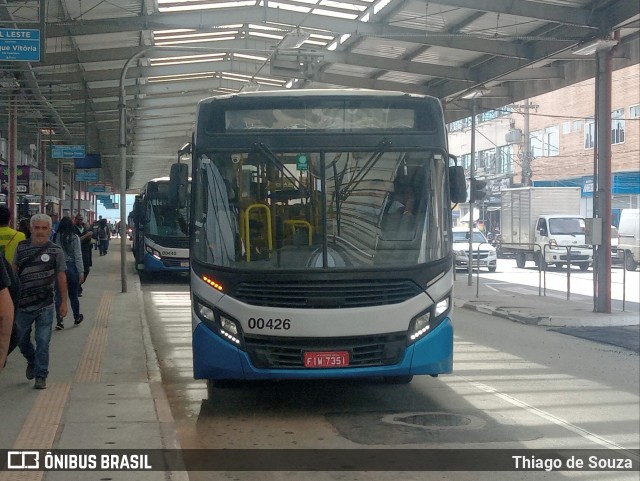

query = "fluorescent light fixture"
279;28;310;49
461;87;489;99
573;38;618;56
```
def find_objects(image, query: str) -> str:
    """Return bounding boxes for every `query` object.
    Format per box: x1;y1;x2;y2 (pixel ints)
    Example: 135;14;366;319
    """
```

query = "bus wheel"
625;253;638;271
207;379;239;396
383;375;413;385
138;270;150;282
516;253;526;269
579;263;589;271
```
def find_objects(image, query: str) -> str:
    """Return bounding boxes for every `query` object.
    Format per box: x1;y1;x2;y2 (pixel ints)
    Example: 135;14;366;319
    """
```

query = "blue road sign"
75;171;99;182
52;145;86;159
0;29;40;62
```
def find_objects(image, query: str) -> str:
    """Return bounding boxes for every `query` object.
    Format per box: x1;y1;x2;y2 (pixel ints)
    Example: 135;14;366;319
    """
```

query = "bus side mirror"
449;165;467;204
169;163;189;209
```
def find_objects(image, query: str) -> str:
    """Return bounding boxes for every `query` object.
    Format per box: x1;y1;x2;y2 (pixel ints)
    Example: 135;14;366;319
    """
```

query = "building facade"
448;64;640;229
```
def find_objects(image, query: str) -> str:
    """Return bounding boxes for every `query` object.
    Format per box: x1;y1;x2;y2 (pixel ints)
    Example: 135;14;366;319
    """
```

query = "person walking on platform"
12;214;67;389
0;205;26;263
49;213;60;240
53;217;84;330
17;218;31;239
0;206;25;369
98;218;110;255
74;215;93;296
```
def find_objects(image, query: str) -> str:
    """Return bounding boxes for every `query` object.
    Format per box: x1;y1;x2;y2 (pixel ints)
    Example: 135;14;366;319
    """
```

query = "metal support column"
594;49;613;313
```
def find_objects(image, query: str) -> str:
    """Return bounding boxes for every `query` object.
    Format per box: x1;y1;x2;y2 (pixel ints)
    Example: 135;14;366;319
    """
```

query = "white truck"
501;187;592;270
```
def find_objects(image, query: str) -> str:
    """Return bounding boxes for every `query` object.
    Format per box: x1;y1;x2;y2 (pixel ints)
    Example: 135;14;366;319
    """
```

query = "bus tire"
383;375;413;385
625;253;638;271
578;263;589;271
138;270;151;282
207;379;240;396
516;253;526;269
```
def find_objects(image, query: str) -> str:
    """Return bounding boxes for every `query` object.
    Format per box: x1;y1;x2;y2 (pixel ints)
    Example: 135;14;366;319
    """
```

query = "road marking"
74;291;113;383
483;283;500;293
0;383;70;481
458;375;639;461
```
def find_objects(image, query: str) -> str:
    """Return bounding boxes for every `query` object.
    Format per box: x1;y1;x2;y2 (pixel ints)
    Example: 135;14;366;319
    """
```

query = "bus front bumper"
192;318;453;381
143;253;189;272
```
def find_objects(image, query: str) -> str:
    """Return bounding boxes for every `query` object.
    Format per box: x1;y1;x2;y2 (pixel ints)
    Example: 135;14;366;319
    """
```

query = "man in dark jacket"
74;215;93;295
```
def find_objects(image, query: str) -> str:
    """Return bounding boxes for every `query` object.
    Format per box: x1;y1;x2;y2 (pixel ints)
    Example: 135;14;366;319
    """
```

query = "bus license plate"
304;351;349;368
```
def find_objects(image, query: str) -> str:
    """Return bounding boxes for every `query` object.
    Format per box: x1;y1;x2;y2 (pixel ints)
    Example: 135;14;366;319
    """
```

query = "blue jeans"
15;305;55;379
56;262;81;322
99;239;109;254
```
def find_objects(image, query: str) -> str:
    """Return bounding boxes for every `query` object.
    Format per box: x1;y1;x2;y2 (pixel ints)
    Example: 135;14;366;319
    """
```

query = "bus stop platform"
0;237;186;481
453;273;640;353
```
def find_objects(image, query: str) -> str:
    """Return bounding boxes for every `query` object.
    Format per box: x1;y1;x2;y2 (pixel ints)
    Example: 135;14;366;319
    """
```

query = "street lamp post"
119;49;149;293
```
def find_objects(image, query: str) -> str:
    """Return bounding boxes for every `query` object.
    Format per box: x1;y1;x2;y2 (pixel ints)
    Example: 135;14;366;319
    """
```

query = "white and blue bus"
170;90;466;395
132;177;191;276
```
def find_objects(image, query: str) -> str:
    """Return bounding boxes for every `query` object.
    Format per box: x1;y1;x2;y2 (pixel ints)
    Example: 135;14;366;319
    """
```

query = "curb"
455;300;550;326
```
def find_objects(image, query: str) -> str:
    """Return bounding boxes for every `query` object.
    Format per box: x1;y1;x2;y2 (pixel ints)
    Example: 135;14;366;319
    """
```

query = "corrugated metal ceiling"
0;0;638;190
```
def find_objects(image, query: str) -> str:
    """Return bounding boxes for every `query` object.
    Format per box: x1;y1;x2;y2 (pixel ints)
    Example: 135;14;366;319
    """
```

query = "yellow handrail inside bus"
284;220;313;246
244;203;272;262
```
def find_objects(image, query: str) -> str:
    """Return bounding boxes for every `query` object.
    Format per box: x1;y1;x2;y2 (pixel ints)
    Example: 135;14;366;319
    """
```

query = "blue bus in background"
132;177;190;278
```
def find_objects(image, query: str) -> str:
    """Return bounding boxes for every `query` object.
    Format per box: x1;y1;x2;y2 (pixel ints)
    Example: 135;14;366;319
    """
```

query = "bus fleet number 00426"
247;318;292;330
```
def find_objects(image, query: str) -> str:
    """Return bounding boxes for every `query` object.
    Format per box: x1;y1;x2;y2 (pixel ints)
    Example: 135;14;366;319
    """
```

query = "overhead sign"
76;171;99;182
0;165;31;194
0;28;40;62
52;145;86;159
75;153;102;169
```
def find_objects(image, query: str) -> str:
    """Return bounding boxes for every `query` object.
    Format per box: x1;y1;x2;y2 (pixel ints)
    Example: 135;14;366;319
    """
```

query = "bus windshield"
192;147;450;270
145;198;189;238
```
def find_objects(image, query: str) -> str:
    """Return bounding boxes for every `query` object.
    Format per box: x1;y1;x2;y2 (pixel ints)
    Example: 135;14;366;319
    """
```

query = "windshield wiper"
339;139;391;203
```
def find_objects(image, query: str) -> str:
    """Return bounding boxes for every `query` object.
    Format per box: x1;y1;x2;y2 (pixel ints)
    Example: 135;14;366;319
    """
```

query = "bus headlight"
407;295;450;345
194;297;243;347
145;245;161;259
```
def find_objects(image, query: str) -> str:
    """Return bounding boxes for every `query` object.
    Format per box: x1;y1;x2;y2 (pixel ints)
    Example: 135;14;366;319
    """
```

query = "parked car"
452;227;497;272
611;225;622;265
618;209;640;271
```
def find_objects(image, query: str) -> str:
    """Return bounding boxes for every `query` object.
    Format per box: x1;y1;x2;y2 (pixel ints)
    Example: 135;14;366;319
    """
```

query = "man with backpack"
98;218;110;256
12;214;68;389
0;205;25;370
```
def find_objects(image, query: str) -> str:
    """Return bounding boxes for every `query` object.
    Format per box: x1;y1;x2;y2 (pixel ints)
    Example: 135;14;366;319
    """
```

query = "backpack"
98;225;108;240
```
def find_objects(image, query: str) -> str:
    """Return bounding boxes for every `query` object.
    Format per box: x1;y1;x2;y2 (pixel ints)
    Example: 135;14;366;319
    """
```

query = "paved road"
139;273;639;481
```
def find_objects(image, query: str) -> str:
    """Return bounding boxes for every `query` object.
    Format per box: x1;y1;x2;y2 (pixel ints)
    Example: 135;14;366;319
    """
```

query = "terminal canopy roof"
0;0;638;190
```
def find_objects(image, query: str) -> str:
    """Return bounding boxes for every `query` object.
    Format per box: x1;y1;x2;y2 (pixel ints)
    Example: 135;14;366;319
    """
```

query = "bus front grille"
244;333;406;369
162;258;189;268
233;279;422;308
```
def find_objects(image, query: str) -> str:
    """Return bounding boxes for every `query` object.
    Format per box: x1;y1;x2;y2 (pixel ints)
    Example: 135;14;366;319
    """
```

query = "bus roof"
198;88;437;105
